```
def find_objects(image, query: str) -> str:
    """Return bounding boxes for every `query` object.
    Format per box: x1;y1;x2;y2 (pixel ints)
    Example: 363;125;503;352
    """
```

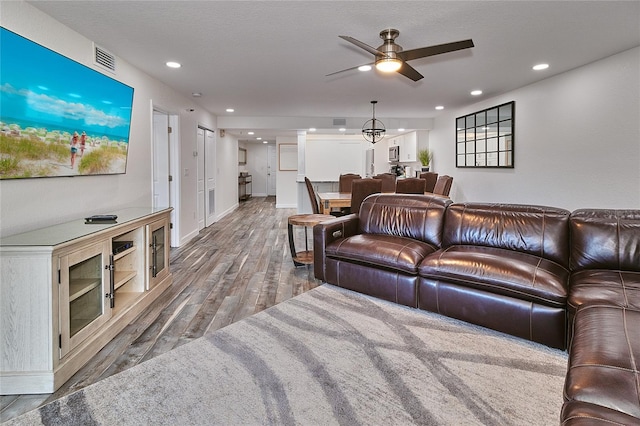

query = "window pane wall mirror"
238;147;247;165
456;101;514;168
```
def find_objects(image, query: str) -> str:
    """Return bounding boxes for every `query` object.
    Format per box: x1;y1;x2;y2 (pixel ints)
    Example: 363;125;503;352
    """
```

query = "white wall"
0;2;241;241
305;135;370;182
429;47;640;211
216;133;240;218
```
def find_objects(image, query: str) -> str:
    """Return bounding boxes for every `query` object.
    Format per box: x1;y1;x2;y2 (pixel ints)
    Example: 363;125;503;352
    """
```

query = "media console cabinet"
0;207;173;394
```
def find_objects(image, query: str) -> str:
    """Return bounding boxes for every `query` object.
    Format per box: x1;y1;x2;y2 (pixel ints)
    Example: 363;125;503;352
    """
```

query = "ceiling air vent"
333;118;346;126
94;43;116;72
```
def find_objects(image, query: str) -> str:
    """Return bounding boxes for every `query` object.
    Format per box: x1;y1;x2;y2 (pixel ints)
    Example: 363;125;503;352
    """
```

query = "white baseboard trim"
180;229;199;246
216;203;238;221
179;203;238;246
276;203;297;208
0;371;55;395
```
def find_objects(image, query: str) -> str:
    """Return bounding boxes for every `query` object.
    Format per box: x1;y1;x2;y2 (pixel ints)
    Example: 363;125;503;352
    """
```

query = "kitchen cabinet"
0;208;172;394
388;135;402;147
388;131;422;162
402;132;418;162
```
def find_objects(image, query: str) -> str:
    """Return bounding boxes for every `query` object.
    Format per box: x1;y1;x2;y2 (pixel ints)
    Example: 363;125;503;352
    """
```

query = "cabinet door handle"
151;235;158;278
108;254;115;308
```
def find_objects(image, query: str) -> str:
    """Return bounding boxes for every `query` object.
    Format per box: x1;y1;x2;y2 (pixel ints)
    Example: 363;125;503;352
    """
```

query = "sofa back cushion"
443;203;571;267
570;209;640;271
358;194;452;248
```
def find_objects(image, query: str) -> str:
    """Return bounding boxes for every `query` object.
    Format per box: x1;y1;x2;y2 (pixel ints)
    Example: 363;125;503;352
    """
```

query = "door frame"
151;105;180;247
196;125;217;229
267;144;276;196
204;127;217;227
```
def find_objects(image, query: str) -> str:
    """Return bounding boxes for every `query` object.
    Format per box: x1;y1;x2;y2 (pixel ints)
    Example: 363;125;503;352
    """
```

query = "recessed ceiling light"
435;105;444;110
309;128;317;132
533;63;549;71
358;65;372;72
166;61;181;68
247;131;254;135
192;92;202;97
339;128;346;132
256;137;262;140
470;90;483;96
398;128;405;132
263;141;268;144
226;108;234;112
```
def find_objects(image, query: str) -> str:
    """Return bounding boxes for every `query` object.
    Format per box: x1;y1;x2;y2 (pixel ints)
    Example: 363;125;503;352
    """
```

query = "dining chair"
350;178;382;215
433;175;453;196
304;177;320;214
373;173;397;193
305;177;345;217
338;173;361;193
395;177;426;194
419;172;439;193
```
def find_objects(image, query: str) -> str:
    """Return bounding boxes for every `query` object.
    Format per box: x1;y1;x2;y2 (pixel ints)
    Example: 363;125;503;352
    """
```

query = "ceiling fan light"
375;58;402;73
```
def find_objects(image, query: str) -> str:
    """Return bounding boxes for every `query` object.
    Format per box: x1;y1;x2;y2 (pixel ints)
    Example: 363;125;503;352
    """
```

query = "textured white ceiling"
28;0;640;140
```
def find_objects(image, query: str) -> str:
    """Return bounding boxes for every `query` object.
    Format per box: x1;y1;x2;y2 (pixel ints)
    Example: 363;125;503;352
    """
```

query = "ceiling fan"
328;29;474;81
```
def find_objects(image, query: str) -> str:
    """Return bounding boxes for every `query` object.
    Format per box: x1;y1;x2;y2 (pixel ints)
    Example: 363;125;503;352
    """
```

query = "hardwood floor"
1;196;321;422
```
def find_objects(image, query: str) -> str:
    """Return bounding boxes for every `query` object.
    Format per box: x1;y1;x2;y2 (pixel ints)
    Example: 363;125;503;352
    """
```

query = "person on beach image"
70;131;79;167
80;131;87;157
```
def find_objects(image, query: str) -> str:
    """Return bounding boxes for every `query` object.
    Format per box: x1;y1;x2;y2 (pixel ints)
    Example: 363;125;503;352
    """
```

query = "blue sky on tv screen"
0;28;134;141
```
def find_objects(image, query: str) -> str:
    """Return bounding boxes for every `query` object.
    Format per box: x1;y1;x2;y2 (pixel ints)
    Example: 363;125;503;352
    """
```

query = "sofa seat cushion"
564;305;640;421
418;245;569;307
568;269;640;315
325;234;438;275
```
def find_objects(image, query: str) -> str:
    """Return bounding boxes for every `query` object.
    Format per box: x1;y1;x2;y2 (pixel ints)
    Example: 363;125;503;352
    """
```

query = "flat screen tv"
0;27;134;180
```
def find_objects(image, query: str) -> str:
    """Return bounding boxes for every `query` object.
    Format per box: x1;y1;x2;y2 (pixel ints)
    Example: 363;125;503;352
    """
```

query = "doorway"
197;126;217;229
152;109;179;246
267;145;276;196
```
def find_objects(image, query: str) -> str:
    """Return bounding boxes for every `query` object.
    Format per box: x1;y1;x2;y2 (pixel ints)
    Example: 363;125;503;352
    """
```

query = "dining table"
316;192;352;215
316;191;449;215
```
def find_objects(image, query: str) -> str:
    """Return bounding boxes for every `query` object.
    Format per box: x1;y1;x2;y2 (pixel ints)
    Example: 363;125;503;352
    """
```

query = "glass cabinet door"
147;217;170;290
59;240;111;357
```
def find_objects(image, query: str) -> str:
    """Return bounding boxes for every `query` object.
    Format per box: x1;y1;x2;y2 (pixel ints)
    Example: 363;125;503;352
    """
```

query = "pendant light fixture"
362;100;386;144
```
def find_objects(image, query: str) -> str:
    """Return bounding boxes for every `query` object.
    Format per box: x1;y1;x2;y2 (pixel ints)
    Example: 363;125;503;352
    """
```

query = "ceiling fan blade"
326;62;374;77
397;62;424;81
339;35;386;57
399;39;474;62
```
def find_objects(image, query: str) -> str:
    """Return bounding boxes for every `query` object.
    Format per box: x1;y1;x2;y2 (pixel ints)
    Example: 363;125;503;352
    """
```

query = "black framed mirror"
456;101;514;168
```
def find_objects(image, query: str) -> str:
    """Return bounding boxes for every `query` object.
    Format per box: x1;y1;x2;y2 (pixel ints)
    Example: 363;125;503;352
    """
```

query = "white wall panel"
429;47;640;210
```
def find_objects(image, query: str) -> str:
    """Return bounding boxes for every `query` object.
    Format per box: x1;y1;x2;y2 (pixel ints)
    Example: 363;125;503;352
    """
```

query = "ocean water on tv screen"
0;116;128;146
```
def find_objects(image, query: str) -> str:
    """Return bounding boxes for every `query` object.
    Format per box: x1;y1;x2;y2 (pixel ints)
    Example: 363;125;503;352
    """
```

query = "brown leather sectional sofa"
562;209;640;425
313;194;640;425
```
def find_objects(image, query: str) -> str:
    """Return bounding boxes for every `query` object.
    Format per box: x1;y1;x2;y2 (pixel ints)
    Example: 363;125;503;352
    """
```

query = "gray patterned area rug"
7;284;568;426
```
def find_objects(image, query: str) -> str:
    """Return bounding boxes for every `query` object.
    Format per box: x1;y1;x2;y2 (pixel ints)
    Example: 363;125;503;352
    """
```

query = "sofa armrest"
313;214;360;281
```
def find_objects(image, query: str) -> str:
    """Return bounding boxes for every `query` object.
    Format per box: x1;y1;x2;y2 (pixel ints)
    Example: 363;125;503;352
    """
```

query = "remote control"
85;214;118;223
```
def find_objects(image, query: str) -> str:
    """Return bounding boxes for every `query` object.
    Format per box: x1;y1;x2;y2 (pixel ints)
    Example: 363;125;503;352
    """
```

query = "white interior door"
196;128;205;231
267;145;276;196
152;111;170;209
205;129;216;226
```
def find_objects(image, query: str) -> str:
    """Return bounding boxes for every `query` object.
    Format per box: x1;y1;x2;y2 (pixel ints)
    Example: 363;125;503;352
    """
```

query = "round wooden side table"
287;214;334;266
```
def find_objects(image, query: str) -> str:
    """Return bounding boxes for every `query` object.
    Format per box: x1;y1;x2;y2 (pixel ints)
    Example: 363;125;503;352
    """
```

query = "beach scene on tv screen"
0;28;134;180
